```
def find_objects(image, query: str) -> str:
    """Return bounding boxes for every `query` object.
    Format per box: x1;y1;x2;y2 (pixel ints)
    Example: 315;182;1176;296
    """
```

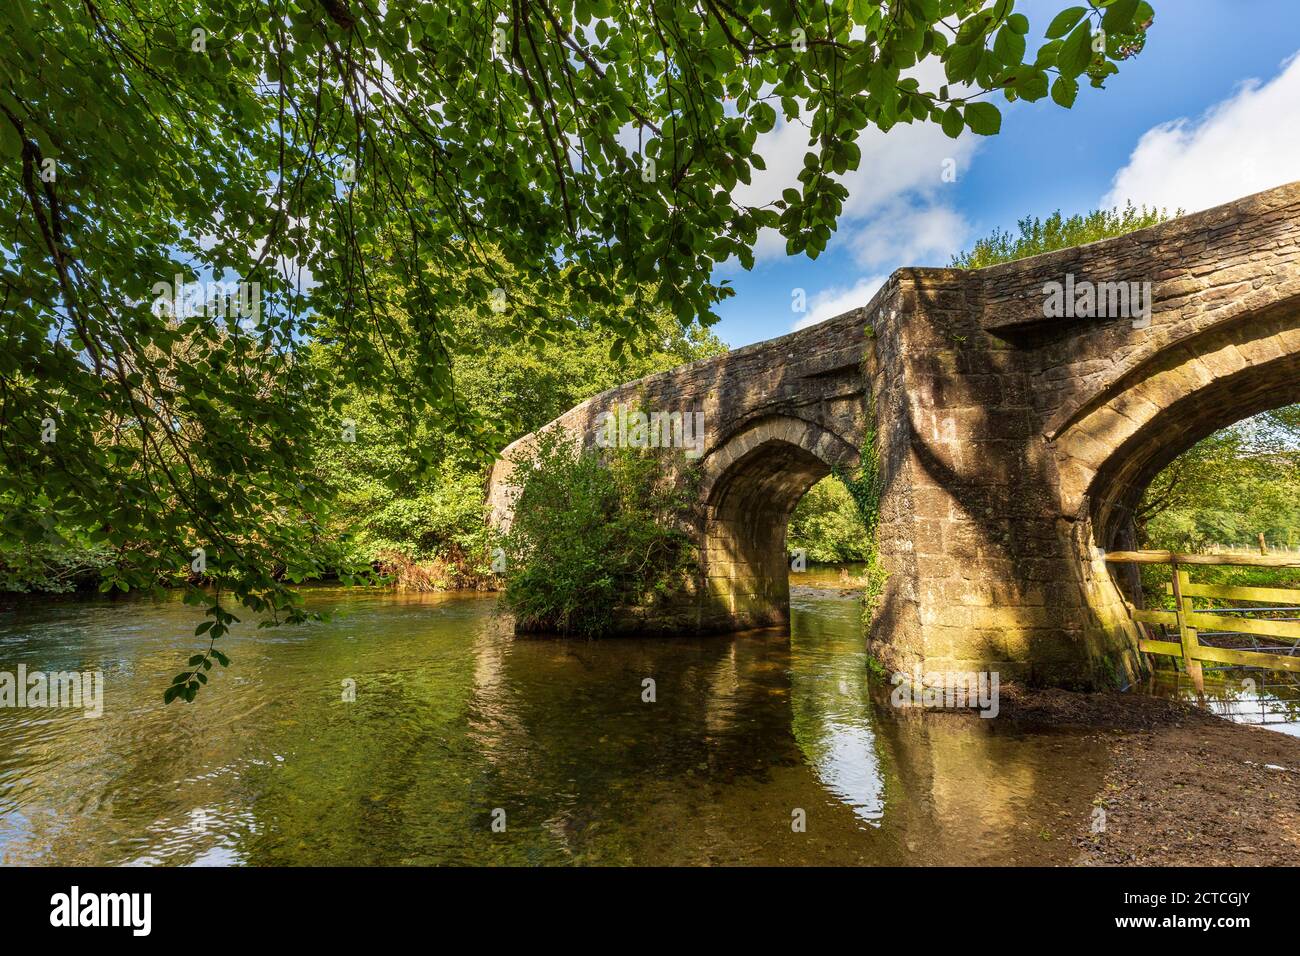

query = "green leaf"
0;121;21;159
993;25;1026;66
1051;74;1079;108
963;102;1002;136
1045;6;1088;39
1017;69;1051;102
1102;0;1141;32
1057;20;1094;78
944;42;982;84
941;105;964;139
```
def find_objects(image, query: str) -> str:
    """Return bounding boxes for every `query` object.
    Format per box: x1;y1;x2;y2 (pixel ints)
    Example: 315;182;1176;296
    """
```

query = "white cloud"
733;60;981;270
1103;51;1300;214
792;275;887;331
846;200;968;270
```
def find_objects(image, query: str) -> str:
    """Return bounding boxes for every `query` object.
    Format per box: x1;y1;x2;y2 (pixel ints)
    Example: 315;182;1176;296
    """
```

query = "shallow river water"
0;570;1112;865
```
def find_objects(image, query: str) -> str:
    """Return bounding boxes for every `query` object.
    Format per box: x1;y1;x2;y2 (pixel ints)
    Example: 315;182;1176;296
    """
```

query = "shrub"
499;432;696;636
0;541;117;593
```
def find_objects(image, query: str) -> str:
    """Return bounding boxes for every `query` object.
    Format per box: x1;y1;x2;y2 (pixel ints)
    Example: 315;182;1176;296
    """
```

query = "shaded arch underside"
699;418;859;628
1096;366;1300;551
1047;298;1300;655
1059;298;1300;545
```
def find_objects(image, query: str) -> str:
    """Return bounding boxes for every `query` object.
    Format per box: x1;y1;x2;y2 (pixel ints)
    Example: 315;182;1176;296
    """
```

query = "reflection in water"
788;589;884;825
0;581;1106;865
1145;670;1300;737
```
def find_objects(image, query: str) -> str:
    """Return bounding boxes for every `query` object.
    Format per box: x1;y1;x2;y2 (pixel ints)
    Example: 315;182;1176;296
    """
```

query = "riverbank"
997;685;1300;865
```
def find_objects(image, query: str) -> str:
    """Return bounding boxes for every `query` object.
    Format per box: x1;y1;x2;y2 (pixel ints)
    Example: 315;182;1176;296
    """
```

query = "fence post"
1170;564;1205;694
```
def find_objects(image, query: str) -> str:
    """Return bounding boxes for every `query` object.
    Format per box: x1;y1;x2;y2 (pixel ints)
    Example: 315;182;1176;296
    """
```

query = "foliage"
951;201;1174;269
788;476;874;563
1;0;1153;697
1137;405;1300;607
0;539;116;593
309;292;724;582
789;403;889;605
1139;406;1300;553
500;432;697;637
847;405;890;614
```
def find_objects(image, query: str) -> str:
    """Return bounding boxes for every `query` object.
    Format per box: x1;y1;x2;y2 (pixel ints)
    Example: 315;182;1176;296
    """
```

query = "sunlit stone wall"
490;182;1300;690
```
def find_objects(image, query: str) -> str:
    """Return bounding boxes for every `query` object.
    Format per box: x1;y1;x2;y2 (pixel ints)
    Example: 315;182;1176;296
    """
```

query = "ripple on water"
0;584;1107;865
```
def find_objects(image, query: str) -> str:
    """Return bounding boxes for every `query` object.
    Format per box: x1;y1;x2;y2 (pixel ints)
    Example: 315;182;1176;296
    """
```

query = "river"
0;568;1116;865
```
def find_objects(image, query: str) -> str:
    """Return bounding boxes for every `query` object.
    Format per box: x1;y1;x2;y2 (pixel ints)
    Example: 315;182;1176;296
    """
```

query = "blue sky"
711;0;1300;348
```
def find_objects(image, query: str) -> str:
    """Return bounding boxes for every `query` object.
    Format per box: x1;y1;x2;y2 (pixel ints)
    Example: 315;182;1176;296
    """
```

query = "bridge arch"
487;182;1300;690
1056;295;1300;547
698;416;860;627
1048;294;1300;635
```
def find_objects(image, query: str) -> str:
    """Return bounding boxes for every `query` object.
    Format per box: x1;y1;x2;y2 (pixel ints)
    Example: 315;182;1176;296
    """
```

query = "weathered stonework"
487;182;1300;689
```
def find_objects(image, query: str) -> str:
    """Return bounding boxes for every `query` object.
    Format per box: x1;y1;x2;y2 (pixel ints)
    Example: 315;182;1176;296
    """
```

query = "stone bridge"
487;182;1300;688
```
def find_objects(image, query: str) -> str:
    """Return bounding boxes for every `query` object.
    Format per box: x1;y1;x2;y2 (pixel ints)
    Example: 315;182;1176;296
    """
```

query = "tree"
1139;407;1300;552
310;284;724;582
0;0;1155;697
788;474;873;564
951;201;1173;269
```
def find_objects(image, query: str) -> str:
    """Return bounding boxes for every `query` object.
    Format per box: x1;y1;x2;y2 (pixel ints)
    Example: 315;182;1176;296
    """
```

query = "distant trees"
310;288;725;586
1138;407;1300;553
788;476;874;564
951;202;1175;269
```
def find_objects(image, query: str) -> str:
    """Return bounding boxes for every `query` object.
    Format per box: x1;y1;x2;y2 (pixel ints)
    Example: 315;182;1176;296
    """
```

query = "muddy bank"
997;685;1300;866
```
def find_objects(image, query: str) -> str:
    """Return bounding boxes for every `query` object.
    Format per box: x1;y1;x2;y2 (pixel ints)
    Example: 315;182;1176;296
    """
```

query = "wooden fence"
1105;550;1300;692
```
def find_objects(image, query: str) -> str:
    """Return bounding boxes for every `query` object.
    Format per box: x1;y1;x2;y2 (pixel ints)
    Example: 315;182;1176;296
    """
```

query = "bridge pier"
866;272;1141;688
488;183;1300;690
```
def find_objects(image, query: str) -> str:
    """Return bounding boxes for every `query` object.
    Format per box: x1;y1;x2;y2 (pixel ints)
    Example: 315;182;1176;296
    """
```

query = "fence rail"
1105;550;1300;691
